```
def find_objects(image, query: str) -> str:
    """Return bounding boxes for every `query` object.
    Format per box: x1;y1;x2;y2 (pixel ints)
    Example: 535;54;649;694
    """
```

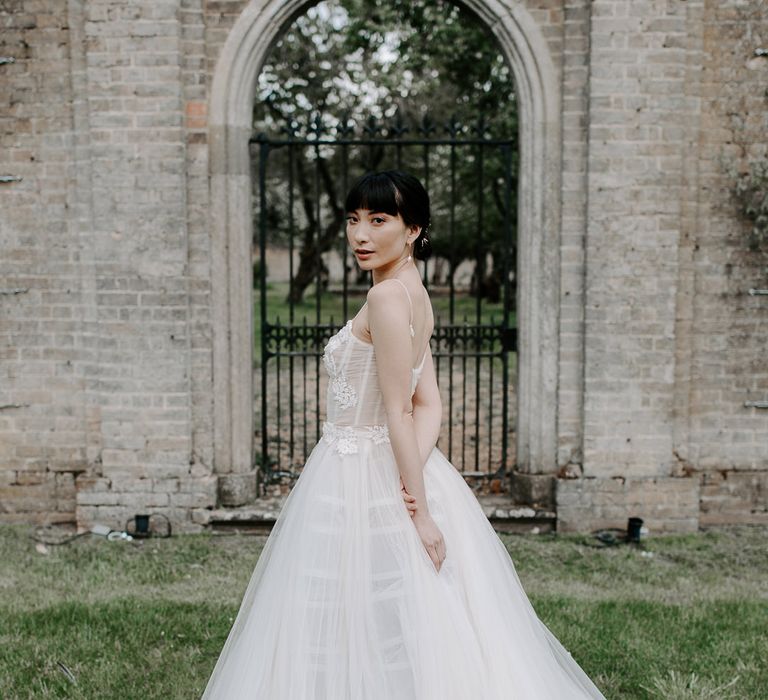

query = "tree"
253;0;518;303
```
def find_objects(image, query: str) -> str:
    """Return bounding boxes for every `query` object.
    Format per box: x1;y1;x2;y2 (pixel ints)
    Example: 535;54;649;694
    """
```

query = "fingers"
432;546;445;572
428;544;441;572
400;484;417;516
428;538;446;573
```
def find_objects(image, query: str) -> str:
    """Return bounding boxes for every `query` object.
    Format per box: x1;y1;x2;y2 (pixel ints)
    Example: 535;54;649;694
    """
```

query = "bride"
201;170;607;699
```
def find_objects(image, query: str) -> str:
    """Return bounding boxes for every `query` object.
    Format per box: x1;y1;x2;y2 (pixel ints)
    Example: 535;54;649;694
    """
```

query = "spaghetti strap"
416;343;429;371
391;278;415;337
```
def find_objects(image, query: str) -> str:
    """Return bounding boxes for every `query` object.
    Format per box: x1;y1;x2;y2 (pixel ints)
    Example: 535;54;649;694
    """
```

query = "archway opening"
252;0;519;497
208;0;561;509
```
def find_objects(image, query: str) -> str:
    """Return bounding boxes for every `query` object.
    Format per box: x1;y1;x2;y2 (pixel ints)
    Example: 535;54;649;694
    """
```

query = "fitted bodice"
319;276;430;455
322;319;427;445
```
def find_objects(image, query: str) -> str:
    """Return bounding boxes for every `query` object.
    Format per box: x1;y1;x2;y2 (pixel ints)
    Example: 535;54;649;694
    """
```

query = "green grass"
1;524;766;698
254;281;515;361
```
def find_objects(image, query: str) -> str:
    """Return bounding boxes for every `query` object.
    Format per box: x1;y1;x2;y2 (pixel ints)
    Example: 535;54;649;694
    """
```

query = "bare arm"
368;281;429;514
368;281;446;571
411;345;441;466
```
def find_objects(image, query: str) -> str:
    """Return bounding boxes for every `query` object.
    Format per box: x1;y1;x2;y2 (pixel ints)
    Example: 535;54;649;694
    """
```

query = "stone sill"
196;495;556;534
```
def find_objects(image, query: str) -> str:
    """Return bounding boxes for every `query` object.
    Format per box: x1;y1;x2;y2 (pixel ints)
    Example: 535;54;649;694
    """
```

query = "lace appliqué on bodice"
321;312;425;455
322;322;358;410
321;320;392;454
322;422;390;455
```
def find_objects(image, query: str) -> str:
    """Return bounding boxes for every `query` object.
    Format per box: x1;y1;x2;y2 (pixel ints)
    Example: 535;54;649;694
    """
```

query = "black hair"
344;170;432;261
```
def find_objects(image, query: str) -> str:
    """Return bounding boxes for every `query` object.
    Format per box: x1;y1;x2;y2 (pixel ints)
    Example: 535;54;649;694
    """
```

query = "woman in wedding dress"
201;170;607;699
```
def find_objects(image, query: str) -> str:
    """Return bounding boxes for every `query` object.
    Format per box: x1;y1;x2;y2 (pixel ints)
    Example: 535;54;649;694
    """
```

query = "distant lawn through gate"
1;524;766;699
254;280;515;367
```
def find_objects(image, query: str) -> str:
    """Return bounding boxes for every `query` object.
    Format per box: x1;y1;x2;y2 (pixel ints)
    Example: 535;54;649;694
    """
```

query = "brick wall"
1;0;220;529
556;0;767;531
582;0;691;478
1;0;765;533
1;1;84;524
686;0;768;525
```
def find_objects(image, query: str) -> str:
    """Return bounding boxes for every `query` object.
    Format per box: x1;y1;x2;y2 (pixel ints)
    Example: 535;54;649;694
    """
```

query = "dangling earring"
406;239;412;262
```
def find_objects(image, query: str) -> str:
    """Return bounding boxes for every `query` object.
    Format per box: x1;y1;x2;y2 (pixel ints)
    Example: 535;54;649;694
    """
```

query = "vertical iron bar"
288;143;296;464
488;324;495;469
461;316;467;472
434;314;441;419
341;141;349;322
475;144;484;324
422;142;430;286
302;315;308;458
447;143;457;463
314;143;322;324
275;318;282;472
474;143;484;471
314;143;322;444
449;144;456;324
259;138;270;476
367;126;375;171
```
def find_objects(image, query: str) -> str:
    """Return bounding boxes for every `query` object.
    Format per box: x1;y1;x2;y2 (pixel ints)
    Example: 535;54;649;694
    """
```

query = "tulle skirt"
201;428;606;699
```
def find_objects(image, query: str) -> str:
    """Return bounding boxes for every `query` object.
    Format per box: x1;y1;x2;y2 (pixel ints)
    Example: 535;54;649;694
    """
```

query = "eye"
372;216;386;224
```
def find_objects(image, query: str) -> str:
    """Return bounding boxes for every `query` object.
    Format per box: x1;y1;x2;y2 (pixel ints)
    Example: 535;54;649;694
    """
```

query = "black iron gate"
251;114;518;493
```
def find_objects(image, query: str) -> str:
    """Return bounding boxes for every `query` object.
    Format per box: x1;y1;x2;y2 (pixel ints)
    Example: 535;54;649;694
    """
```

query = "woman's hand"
400;478;445;572
412;512;446;573
400;476;418;517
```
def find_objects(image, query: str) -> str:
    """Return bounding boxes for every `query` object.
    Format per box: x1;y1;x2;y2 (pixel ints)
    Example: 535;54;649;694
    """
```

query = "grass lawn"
1;523;765;699
254;281;515;363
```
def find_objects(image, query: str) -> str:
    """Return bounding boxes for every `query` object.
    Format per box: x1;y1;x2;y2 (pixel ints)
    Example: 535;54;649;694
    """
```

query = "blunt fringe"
344;170;433;260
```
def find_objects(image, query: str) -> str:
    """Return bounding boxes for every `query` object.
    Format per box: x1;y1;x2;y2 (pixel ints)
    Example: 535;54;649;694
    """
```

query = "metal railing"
251;113;518;489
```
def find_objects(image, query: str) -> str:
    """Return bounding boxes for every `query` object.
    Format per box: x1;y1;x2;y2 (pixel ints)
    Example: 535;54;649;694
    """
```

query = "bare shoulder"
366;279;410;308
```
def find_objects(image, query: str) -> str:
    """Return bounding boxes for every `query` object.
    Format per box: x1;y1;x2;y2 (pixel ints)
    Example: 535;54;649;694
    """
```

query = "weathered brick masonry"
0;0;765;533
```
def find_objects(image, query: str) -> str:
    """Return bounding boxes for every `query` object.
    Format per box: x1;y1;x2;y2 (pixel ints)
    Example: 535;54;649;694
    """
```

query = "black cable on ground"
27;512;174;546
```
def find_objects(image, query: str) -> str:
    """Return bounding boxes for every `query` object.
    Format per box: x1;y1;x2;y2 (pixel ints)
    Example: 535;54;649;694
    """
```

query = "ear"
408;224;421;243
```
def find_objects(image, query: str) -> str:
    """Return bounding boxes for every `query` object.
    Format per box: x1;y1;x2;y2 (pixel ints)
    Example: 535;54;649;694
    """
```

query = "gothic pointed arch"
208;0;562;496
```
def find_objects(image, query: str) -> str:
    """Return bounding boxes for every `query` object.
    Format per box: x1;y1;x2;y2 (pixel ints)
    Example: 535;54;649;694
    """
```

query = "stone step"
199;495;556;534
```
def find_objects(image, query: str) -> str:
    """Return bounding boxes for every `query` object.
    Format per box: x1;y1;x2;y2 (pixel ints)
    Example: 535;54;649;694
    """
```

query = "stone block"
218;472;256;507
700;470;768;526
509;471;555;508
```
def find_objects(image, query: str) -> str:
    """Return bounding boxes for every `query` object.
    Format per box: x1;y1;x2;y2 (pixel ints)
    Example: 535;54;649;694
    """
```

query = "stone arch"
208;0;562;499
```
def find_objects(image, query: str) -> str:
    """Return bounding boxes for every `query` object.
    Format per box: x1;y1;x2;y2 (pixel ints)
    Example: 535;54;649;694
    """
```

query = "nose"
352;221;371;245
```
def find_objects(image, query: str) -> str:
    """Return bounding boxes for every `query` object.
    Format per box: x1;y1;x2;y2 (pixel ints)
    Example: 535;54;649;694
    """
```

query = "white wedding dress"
201;298;607;699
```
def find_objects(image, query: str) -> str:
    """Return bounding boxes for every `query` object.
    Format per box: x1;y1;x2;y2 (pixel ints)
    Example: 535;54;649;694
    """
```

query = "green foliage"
253;1;519;303
727;158;768;251
255;0;516;132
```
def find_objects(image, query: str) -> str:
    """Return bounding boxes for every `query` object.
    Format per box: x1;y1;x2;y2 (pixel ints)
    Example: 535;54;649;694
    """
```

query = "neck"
372;254;413;285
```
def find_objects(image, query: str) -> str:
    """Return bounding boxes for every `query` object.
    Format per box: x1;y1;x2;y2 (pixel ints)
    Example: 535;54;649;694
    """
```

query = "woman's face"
345;208;419;272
